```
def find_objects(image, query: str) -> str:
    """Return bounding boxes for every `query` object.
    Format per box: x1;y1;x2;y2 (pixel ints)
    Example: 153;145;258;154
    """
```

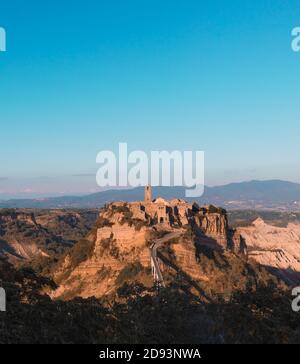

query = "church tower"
144;185;152;203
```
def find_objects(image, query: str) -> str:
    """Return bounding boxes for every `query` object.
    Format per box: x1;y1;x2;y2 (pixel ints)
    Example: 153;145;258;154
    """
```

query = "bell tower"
144;185;152;203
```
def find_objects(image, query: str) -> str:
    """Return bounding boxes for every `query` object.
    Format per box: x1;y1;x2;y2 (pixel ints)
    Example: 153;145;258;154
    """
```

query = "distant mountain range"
1;180;300;210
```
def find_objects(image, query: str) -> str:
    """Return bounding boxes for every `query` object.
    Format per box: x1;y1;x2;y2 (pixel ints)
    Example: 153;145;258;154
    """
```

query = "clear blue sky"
0;0;300;197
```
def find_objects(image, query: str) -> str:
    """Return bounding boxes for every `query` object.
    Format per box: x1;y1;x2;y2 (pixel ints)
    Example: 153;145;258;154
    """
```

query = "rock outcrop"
51;199;246;300
0;209;97;263
237;218;300;284
118;199;242;251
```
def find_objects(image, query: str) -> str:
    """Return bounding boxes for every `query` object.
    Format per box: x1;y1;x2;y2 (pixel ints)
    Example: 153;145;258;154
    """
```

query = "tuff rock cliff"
50;200;248;300
237;218;300;284
0;209;97;263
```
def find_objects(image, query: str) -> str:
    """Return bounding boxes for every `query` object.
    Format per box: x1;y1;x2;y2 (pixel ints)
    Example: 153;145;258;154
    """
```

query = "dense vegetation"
1;244;299;344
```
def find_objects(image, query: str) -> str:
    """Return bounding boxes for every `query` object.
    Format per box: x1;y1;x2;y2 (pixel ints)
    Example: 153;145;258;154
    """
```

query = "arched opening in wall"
160;217;164;223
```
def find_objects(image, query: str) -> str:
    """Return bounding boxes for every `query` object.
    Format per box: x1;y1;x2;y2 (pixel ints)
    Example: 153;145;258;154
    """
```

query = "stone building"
110;186;243;251
128;187;192;226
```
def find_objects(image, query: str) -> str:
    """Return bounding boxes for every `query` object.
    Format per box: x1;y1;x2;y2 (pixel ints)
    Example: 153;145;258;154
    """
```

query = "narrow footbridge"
150;231;183;288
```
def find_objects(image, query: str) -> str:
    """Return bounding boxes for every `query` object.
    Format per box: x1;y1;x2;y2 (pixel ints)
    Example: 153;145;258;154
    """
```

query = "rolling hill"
1;180;300;210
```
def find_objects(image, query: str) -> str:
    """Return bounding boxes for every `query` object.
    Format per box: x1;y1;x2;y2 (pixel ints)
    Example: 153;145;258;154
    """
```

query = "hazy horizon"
0;178;299;200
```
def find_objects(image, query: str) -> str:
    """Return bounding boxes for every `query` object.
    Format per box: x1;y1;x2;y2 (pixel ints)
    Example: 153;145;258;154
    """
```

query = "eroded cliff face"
0;210;49;261
187;204;245;253
51;201;246;300
51;207;152;299
0;209;97;263
192;208;228;247
237;218;300;284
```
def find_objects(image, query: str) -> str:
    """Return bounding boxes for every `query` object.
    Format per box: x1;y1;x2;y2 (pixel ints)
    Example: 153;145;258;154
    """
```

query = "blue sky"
0;0;300;197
